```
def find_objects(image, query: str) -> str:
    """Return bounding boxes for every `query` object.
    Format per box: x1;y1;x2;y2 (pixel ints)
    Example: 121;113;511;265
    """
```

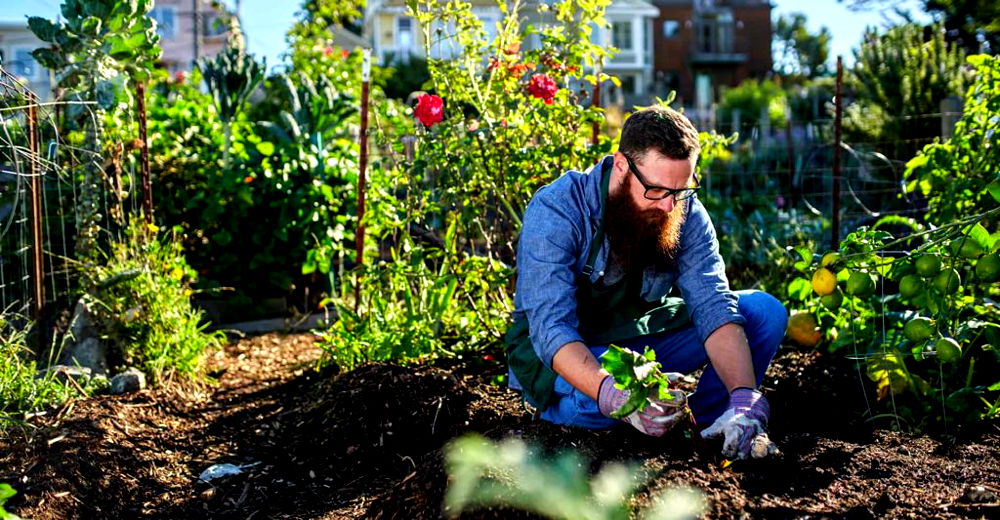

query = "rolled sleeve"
675;197;746;343
515;192;586;367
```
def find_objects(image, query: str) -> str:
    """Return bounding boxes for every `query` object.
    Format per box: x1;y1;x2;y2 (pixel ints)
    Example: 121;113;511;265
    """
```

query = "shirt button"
598;271;604;276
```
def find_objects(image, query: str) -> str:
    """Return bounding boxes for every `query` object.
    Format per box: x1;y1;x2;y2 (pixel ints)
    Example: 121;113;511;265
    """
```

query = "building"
149;0;230;74
363;0;661;105
0;21;52;99
649;0;772;111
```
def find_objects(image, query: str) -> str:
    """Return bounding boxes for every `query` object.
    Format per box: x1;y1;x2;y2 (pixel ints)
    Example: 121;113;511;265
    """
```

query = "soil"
1;332;998;519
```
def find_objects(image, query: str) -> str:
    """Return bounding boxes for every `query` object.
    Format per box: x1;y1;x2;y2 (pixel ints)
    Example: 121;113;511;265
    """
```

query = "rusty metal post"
354;51;371;311
832;56;843;247
27;96;45;326
136;81;153;223
785;116;794;205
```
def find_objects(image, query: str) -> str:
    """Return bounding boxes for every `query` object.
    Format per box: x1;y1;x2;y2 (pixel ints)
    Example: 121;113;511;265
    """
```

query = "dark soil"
1;333;998;519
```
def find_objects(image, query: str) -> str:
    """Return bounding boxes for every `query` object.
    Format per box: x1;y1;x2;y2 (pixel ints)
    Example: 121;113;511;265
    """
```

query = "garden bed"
1;332;998;519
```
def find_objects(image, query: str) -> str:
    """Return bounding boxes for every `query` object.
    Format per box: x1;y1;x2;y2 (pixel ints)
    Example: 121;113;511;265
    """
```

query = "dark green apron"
505;159;691;411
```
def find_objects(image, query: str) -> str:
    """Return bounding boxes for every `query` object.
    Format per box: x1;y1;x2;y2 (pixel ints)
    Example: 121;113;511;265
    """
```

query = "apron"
505;159;691;411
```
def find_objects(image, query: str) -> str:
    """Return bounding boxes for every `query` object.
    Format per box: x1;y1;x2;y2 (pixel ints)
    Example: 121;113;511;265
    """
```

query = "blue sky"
3;0;930;72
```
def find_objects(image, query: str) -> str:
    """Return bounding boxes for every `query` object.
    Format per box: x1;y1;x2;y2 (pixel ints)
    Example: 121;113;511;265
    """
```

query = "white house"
0;21;52;99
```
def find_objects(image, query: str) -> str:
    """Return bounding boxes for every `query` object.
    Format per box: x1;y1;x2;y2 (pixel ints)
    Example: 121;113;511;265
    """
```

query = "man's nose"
656;196;676;213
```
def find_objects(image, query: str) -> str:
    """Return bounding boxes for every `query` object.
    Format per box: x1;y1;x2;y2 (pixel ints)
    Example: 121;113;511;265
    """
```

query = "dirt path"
1;333;998;519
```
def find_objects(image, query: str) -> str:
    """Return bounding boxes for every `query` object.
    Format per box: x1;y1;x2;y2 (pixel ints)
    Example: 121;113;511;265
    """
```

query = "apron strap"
582;157;613;277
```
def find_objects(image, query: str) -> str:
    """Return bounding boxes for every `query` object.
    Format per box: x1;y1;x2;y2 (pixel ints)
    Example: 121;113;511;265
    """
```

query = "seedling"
600;345;685;419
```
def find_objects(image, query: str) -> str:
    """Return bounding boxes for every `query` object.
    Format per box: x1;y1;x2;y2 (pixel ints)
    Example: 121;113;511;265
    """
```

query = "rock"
960;485;999;504
110;368;146;395
41;365;95;385
60;337;109;377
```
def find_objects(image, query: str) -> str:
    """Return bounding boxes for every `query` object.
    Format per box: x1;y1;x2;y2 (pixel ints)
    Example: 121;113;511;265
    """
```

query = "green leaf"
96;80;118;110
256;141;275;156
27;16;59;42
963;223;992;251
988;178;1000;204
786;277;811;301
81;16;102;36
31;48;64;70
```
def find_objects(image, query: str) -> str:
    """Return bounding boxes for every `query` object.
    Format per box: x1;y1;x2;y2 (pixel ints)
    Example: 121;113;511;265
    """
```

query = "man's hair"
619;106;701;162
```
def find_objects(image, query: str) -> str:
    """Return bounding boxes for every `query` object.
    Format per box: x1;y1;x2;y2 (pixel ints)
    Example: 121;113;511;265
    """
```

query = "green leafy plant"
0;483;22;520
0;313;80;427
444;434;705;520
81;220;225;382
599;345;681;419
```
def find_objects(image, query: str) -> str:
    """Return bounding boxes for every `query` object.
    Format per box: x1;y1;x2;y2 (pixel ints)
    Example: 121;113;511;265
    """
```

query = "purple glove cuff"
729;387;770;426
598;376;626;417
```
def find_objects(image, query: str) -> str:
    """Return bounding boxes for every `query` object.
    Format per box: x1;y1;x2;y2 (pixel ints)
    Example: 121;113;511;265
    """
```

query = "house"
0;21;53;99
362;0;661;105
649;0;772;112
149;0;230;74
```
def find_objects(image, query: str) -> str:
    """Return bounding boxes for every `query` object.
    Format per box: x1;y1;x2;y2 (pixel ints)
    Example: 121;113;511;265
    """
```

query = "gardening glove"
597;375;688;437
700;387;780;460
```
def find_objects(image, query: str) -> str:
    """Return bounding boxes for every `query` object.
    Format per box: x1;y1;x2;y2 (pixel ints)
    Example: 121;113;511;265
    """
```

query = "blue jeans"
539;290;787;429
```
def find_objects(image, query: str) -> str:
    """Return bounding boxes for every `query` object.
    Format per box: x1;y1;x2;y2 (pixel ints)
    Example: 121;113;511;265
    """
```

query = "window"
396;17;414;52
150;6;177;40
663;20;680;39
13;48;38;79
621;75;637;95
203;14;228;37
611;21;632;50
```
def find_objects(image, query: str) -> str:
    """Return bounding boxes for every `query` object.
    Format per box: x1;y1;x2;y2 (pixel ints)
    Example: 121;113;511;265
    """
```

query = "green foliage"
0;483;22;520
198;37;265;168
904;54;1000;226
716;79;788;133
0;315;79;427
444;434;705;520
774;13;832;80
599;345;679;419
845;23;968;158
82;220;225;382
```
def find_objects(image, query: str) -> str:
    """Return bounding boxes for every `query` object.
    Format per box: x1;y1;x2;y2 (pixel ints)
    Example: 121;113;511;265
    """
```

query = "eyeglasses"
624;154;701;201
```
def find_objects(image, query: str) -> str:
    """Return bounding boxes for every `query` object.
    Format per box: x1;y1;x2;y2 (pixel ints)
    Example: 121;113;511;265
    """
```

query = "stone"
60;337;108;377
110;367;146;395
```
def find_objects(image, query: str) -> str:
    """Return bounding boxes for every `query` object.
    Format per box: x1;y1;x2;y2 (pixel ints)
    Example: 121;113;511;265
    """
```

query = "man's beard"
604;174;687;273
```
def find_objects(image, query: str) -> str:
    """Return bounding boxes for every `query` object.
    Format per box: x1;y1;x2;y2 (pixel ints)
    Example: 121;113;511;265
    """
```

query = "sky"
2;0;932;72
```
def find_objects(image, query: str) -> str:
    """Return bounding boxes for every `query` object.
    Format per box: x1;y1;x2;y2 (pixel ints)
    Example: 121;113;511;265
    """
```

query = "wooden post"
137;81;154;223
591;60;602;146
832;56;843;247
785;115;794;205
354;50;371;311
27;96;45;326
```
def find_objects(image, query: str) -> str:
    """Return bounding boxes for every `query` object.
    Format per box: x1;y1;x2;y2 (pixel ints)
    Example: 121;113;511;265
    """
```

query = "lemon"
846;271;875;297
914;255;941;278
935;337;962;363
811;267;838;296
898;274;925;299
975;253;1000;283
949;239;984;259
820;289;844;311
821;252;841;267
932;268;961;294
786;312;822;347
903;317;935;343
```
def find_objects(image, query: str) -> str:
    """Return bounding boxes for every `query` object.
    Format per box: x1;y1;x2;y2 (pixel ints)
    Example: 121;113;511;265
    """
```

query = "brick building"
649;0;772;110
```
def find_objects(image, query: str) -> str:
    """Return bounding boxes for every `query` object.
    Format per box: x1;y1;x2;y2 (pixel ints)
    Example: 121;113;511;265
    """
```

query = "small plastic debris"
198;463;255;482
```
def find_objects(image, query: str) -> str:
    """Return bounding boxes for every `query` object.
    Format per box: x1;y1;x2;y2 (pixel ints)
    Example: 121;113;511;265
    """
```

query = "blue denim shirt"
512;155;746;373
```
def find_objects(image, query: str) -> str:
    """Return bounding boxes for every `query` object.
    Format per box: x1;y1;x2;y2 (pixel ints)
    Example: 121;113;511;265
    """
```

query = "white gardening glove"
597;376;689;437
700;387;780;460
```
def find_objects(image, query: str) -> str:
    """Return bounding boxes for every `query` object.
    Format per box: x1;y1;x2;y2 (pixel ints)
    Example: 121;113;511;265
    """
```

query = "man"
505;106;787;460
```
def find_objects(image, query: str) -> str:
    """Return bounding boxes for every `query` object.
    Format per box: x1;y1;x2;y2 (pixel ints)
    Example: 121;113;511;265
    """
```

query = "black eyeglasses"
623;154;701;201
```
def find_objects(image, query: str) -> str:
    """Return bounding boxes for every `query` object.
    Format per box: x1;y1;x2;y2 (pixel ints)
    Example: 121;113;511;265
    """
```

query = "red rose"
414;94;444;127
526;74;558;105
324;46;334;56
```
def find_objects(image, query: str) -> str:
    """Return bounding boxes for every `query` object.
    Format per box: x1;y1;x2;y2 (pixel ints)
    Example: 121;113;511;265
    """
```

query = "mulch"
1;332;998;519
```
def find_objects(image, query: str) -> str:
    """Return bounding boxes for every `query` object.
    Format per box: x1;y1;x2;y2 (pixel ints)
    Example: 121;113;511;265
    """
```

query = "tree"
844;23;968;159
839;0;1000;54
773;13;832;80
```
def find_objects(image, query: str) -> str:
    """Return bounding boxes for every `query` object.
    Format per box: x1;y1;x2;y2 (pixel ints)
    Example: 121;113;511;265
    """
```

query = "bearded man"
505;106;787;460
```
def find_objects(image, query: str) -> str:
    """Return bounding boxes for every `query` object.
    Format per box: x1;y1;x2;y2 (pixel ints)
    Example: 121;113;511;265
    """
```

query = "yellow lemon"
787;312;822;347
811;267;837;296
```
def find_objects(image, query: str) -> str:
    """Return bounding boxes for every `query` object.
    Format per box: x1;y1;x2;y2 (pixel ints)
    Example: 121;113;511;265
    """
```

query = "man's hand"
700;387;779;459
597;375;688;436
